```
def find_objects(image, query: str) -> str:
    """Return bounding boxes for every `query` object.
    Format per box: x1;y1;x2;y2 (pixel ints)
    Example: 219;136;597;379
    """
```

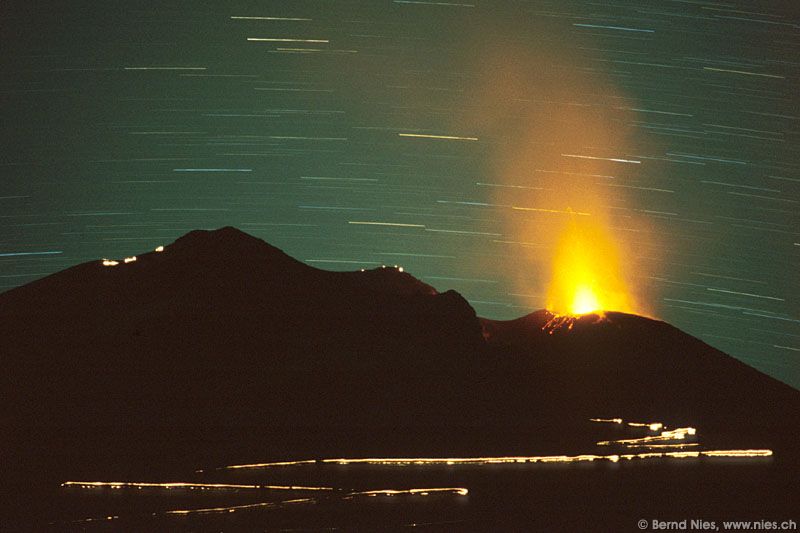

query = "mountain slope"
1;227;797;454
1;227;486;429
481;311;799;451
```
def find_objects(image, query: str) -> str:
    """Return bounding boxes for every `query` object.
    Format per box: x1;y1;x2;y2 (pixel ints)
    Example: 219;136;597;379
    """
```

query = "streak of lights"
49;516;118;525
398;133;478;141
425;228;501;236
701;450;773;457
247;38;329;43
348;221;426;228
621;107;693;117
477;182;547;190
230;16;311;21
155;245;164;252
123;256;137;264
348;488;468;497
272;48;320;54
316;450;770;465
278;49;356;56
270;135;347;141
300;176;378;182
511;206;591;216
255;87;334;92
703;67;784;79
173;168;253;172
590;418;623;424
165;498;314;516
216;459;317;470
597;427;696;446
61;481;333;491
561;154;641;164
627;422;664;431
123;67;206;70
0;250;62;257
162;487;468;516
603;183;674;193
216;432;771;471
394;0;475;6
707;288;784;302
101;259;119;266
625;443;700;449
573;23;655;33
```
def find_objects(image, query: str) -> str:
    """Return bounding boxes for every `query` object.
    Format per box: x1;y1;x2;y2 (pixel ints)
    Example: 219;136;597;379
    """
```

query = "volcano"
2;227;798;529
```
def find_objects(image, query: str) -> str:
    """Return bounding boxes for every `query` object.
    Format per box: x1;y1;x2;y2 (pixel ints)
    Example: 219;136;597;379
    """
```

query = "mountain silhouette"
3;227;799;529
2;226;798;453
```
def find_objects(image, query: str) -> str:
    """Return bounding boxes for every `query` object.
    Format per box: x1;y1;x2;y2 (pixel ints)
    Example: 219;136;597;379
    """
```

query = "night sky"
2;1;798;387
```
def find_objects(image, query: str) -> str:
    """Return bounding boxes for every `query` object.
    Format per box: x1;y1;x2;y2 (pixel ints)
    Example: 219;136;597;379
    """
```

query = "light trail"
218;449;771;470
703;67;784;79
394;0;475;6
627;422;664;431
79;415;769;509
700;450;772;457
592;418;663;431
49;516;119;525
217;459;317;471
173;168;253;172
231;16;311;21
214;417;771;471
625;443;700;449
561;153;641;164
247;37;329;43
59;486;468;521
65;487;470;522
123;67;206;70
317;450;770;465
348;487;468;497
0;250;62;257
573;23;654;33
398;133;478;141
512;206;591;216
348;221;426;227
597;427;696;446
165;498;314;516
61;481;333;491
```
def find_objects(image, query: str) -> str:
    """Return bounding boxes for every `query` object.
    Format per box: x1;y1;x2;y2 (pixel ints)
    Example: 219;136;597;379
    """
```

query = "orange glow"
546;216;636;316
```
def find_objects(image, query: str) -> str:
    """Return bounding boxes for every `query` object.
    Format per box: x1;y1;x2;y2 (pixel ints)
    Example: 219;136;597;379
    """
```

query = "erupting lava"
546;215;635;316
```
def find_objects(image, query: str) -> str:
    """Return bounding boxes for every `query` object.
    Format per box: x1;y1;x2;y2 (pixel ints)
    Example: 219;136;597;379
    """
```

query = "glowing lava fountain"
546;215;636;316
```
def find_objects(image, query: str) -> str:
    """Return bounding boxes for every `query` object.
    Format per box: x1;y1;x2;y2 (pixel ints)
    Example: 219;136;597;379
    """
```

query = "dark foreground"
5;423;797;532
2;229;797;530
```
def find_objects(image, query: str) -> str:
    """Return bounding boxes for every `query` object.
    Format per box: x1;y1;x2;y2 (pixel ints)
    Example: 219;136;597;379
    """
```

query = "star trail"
1;1;798;386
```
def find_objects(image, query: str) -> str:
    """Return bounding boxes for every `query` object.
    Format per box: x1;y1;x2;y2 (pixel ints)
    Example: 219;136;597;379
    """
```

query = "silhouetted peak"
356;265;438;296
173;226;265;249
167;226;298;264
